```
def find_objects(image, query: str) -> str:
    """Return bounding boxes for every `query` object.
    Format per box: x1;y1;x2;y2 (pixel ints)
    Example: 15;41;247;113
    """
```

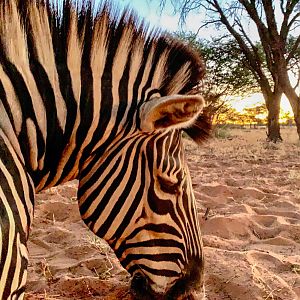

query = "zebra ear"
139;95;205;132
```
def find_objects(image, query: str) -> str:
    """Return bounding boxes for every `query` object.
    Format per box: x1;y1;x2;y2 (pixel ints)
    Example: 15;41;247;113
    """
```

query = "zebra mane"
0;0;210;143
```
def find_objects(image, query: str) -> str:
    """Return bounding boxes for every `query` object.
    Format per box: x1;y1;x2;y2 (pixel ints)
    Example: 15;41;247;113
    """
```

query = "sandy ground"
25;127;300;300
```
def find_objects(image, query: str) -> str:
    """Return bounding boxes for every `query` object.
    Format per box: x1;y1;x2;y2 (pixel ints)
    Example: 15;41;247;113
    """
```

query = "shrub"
214;125;232;139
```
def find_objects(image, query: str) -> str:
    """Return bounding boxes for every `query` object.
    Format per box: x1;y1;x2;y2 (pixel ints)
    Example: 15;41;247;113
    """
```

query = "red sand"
25;128;300;300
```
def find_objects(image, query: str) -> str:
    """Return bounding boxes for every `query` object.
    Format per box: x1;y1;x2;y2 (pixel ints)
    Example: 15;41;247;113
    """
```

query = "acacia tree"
159;0;300;142
217;107;241;125
243;105;268;126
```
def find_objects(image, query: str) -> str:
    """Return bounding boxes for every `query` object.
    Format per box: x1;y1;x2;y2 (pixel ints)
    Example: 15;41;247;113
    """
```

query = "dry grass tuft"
25;291;61;300
86;234;115;279
85;234;111;254
41;258;55;284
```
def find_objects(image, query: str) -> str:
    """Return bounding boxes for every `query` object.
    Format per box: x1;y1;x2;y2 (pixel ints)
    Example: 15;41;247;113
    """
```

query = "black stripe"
166;133;181;177
83;40;133;161
78;134;138;191
2;233;18;298
145;89;161;101
133;38;155;130
156;132;171;173
121;252;183;269
53;2;94;183
139;38;167;101
78;16;125;162
117;223;182;250
109;150;146;246
95;137;144;235
28;60;63;178
116;238;184;253
79;156;122;217
0;162;28;298
128;263;180;278
0;58;45;178
81;138;143;225
0;167;26;238
75;6;95;139
176;180;191;250
0;196;10;283
50;59;79;184
0;136;32;227
33;3;78;185
72;10;94;171
145;138;177;216
0;80;15;132
11;286;26;299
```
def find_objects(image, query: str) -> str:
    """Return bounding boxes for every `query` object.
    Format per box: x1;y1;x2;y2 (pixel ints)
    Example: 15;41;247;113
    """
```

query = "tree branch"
287;35;300;63
206;0;274;95
280;1;299;41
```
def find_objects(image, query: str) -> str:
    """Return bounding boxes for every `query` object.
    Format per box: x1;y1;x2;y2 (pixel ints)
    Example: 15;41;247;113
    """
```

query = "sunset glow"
230;94;293;113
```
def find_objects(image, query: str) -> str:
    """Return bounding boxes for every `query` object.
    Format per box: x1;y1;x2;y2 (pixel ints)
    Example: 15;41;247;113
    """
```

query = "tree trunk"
265;92;282;143
277;64;300;140
291;106;300;140
282;88;300;140
295;116;300;140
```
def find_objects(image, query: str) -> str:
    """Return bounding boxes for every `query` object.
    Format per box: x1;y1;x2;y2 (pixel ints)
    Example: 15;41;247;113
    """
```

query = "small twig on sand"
225;274;238;284
203;208;211;220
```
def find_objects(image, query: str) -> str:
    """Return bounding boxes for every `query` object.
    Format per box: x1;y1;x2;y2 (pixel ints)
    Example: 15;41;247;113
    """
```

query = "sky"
109;0;295;114
115;0;220;38
230;94;293;115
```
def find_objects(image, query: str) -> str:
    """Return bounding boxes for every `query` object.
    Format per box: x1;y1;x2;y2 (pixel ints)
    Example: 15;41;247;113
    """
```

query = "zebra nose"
131;272;147;291
131;272;152;299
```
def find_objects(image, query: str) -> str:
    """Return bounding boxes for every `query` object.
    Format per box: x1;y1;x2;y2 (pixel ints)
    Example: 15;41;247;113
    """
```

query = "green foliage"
215;104;270;126
201;38;260;97
286;36;300;89
243;105;268;124
281;111;295;126
216;107;241;124
214;125;232;139
174;31;260;119
175;32;259;96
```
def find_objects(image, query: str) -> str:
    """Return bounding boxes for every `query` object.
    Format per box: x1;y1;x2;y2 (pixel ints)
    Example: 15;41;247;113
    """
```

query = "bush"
214;125;232;139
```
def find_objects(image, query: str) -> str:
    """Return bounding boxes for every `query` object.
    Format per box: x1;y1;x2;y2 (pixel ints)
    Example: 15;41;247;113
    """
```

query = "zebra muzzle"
130;271;205;300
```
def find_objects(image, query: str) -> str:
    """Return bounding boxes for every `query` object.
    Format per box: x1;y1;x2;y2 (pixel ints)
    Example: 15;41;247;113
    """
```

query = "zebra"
0;0;211;299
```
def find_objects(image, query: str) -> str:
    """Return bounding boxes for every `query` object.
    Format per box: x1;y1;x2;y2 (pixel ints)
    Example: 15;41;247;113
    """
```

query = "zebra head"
78;94;208;299
130;94;207;299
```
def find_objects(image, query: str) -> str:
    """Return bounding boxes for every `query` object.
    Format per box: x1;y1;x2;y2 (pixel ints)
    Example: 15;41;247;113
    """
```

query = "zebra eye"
157;175;179;195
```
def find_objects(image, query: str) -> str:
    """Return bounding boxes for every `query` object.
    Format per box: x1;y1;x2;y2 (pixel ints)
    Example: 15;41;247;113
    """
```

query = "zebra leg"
0;132;34;300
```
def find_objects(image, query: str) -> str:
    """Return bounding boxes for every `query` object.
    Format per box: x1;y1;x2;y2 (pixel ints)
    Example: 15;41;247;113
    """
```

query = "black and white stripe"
0;1;210;299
